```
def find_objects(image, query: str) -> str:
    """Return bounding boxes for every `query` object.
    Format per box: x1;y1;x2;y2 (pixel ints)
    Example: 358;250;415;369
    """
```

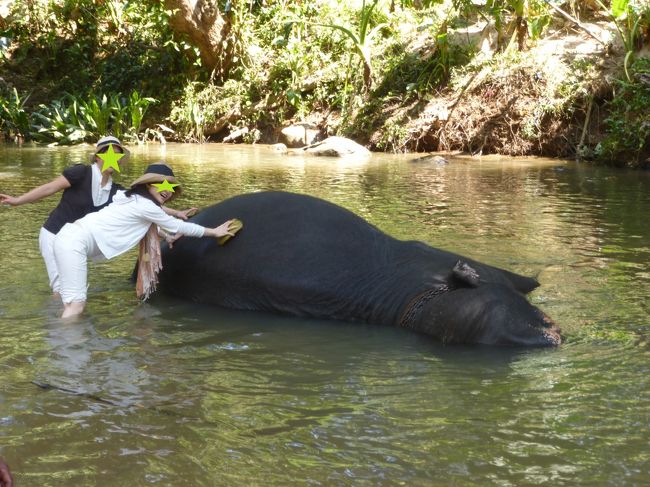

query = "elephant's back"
158;191;398;307
193;191;382;243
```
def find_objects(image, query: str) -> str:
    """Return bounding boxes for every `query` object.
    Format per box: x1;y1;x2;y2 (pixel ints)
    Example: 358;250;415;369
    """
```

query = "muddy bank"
355;20;639;163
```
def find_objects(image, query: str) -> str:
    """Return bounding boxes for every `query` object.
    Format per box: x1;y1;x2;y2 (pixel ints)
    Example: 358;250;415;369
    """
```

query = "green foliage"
398;0;444;8
80;95;113;137
127;91;155;138
451;0;552;50
0;87;30;139
1;0;646;159
374;32;468;99
526;1;552;41
169;81;261;143
285;0;388;92
412;31;470;94
596;58;650;166
169;83;212;143
30;92;156;145
374;115;411;152
3;0;191;109
595;0;650;81
30;97;91;144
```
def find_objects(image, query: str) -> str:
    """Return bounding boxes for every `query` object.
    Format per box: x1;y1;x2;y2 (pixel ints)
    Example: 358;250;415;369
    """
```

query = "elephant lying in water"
155;191;561;347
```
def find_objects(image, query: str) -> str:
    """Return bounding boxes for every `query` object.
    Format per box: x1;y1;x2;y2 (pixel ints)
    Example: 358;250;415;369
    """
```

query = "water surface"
0;143;648;485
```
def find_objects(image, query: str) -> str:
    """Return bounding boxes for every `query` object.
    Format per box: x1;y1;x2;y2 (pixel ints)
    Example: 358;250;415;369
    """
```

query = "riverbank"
1;1;649;167
358;18;619;156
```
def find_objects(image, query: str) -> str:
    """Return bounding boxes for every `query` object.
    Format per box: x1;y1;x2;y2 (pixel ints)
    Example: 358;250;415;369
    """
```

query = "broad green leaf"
611;0;629;18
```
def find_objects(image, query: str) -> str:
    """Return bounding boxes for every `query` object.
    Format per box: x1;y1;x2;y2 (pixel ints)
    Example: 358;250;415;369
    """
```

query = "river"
0;143;648;485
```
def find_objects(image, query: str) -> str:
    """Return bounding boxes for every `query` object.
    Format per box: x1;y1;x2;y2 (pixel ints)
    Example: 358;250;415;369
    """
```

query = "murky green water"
0;143;648;486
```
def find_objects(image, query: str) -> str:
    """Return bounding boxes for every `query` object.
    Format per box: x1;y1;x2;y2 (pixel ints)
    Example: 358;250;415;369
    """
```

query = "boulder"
410;154;449;165
223;127;249;143
270;143;288;154
303;136;370;157
280;123;321;147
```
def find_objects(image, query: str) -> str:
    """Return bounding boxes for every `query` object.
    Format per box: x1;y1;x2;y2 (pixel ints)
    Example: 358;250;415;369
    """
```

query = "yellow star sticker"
152;179;180;193
97;144;125;172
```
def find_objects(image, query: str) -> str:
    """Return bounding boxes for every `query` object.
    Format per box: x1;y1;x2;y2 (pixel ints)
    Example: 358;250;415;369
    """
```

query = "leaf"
310;22;360;45
611;0;629;18
272;36;287;47
286;89;301;107
67;129;88;142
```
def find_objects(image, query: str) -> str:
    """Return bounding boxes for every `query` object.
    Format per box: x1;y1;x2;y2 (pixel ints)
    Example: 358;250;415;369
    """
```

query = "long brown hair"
124;184;161;206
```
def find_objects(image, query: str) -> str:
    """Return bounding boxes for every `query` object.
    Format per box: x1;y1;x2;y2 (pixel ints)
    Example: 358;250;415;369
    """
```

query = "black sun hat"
130;163;182;196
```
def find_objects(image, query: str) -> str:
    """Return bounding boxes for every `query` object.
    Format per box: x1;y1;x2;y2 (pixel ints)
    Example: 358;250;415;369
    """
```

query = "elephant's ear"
451;261;480;288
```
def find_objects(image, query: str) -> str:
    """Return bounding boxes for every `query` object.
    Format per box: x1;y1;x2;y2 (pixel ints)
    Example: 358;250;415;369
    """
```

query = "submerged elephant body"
157;191;560;347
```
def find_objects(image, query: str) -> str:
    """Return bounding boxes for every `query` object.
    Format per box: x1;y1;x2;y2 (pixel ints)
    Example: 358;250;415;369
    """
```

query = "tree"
164;0;234;78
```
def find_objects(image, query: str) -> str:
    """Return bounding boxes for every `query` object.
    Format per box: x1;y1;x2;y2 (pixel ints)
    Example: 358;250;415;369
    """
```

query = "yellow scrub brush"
217;218;243;245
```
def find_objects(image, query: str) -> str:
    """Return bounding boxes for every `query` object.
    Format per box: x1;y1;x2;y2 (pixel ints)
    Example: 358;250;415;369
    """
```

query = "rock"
410;154;449;165
280;123;321;147
448;21;498;56
223;127;249;143
303;136;370;157
271;143;288;154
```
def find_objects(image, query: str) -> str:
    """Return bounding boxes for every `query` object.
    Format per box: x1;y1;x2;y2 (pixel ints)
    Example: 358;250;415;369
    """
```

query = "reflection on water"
0;144;649;485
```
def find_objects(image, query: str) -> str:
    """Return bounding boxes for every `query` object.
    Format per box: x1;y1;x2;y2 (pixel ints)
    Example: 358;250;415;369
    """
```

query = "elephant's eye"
538;312;554;328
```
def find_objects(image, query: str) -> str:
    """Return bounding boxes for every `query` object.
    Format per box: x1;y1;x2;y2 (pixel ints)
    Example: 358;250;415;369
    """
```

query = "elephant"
155;191;561;347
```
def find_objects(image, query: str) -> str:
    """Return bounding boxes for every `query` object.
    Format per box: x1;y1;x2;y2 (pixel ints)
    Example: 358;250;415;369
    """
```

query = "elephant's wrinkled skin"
157;191;561;347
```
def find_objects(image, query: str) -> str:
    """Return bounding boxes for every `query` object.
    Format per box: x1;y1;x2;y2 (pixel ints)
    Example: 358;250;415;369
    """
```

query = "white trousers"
53;223;102;304
39;227;60;293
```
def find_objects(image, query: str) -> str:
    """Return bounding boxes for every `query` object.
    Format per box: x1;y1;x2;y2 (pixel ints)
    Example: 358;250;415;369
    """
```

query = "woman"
53;163;236;318
0;136;128;295
0;136;195;295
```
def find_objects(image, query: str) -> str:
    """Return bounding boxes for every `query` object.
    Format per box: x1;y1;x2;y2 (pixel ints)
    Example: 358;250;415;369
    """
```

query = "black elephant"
156;191;561;347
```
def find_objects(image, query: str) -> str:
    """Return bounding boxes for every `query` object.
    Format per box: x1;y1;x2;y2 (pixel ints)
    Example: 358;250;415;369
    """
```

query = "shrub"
596;58;650;166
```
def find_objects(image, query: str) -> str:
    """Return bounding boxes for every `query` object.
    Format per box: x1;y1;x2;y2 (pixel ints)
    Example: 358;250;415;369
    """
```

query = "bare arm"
142;201;234;239
162;219;236;249
0;176;71;206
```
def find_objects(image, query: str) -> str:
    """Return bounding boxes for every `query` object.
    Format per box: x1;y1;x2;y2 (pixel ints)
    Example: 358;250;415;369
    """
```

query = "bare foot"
61;301;85;319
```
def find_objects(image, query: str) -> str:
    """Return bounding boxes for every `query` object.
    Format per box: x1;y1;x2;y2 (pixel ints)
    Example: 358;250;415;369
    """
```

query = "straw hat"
130;163;182;196
92;135;130;163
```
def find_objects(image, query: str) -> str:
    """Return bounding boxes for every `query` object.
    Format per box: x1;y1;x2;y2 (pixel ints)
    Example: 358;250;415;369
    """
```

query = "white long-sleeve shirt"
76;191;205;259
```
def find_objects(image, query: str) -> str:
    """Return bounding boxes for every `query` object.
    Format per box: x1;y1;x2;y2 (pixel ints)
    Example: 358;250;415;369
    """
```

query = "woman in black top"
1;136;196;295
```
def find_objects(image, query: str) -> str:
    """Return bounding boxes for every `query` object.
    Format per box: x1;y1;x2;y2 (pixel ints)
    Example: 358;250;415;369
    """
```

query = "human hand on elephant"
176;207;199;220
207;219;236;239
205;219;243;245
166;232;183;249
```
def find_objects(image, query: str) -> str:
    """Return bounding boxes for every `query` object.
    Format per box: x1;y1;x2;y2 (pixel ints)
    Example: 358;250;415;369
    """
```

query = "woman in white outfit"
53;163;235;318
0;137;196;296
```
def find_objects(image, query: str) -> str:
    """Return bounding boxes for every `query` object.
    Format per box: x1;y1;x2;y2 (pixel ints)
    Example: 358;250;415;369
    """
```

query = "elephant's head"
412;262;561;347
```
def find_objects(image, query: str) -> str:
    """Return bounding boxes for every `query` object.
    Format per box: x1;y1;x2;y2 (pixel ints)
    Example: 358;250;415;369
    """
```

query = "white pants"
39;227;60;293
53;223;103;304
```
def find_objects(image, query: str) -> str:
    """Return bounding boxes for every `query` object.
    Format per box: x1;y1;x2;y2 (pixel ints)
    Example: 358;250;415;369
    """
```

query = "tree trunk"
164;0;234;78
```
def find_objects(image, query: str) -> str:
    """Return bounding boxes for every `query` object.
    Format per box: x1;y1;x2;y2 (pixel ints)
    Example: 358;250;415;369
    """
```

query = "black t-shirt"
42;164;124;234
